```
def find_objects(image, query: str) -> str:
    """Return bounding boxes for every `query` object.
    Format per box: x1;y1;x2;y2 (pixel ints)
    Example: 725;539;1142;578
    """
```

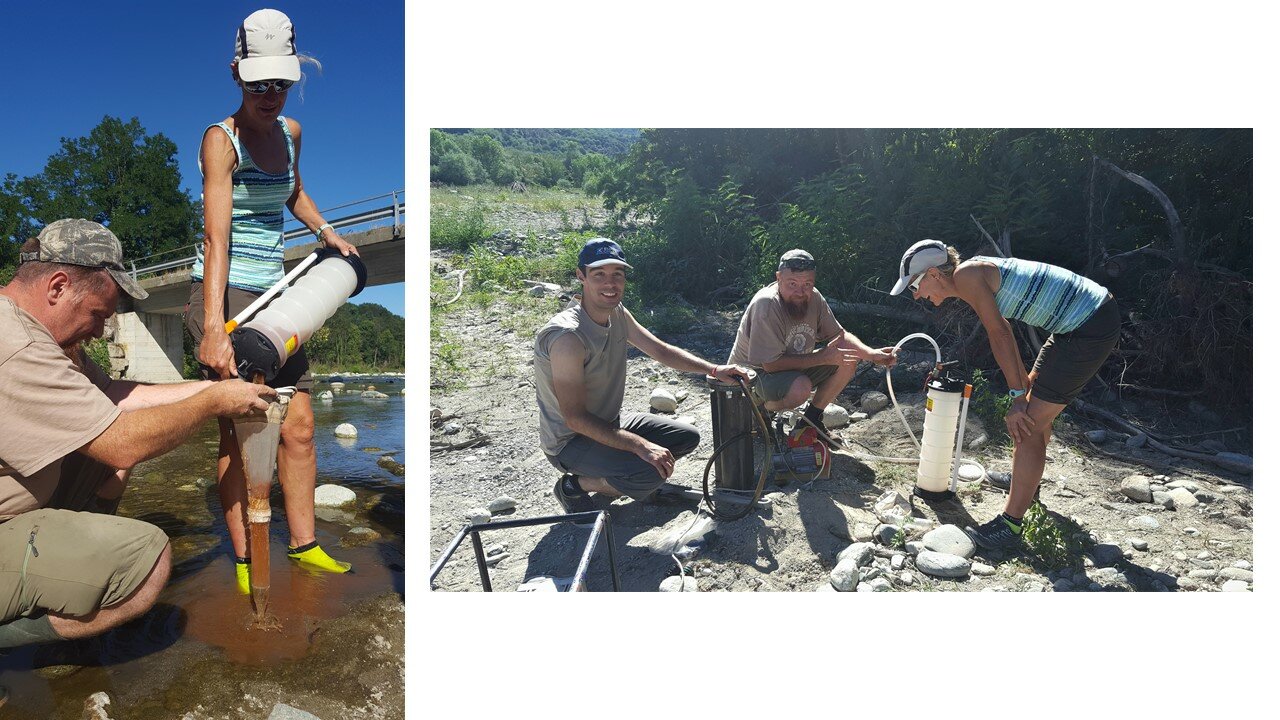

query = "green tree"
434;151;486;185
1;175;30;274
468;134;507;182
14;116;199;261
430;128;461;166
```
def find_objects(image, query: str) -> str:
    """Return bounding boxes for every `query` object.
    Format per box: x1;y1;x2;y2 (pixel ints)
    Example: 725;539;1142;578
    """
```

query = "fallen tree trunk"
1072;400;1250;475
828;299;930;325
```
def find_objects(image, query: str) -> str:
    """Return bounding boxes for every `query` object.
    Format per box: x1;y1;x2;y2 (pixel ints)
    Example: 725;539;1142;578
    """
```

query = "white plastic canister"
916;375;965;494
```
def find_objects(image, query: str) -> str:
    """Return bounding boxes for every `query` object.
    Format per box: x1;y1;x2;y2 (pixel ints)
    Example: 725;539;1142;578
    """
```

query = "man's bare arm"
100;379;217;411
624;309;752;384
79;380;276;470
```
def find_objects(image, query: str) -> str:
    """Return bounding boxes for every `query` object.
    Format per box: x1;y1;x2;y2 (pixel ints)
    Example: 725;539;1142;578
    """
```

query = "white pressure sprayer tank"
916;368;965;499
227;248;368;381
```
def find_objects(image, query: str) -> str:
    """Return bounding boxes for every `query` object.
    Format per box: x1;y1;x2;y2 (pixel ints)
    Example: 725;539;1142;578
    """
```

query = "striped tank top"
193;116;296;293
973;256;1109;335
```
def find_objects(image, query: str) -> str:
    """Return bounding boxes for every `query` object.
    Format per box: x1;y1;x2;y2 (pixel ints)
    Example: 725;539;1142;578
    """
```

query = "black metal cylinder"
709;379;754;490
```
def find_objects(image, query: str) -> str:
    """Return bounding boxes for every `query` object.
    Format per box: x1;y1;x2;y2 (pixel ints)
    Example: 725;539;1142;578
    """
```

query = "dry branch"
1095;157;1188;269
1116;383;1204;398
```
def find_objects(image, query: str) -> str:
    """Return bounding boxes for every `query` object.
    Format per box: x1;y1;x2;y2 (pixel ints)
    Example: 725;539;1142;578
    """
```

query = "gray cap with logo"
777;248;816;272
22;219;149;300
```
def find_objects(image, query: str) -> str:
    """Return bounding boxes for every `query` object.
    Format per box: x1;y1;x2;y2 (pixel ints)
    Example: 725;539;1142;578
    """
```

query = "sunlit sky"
1;1;405;315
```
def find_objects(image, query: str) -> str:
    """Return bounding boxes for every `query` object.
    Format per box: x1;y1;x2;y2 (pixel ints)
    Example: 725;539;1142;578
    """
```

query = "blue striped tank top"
973;256;1109;335
193;116;296;293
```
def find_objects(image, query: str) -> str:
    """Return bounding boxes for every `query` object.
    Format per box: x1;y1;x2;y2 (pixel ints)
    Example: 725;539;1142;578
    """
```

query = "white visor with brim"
889;240;949;295
889;274;914;296
238;55;301;82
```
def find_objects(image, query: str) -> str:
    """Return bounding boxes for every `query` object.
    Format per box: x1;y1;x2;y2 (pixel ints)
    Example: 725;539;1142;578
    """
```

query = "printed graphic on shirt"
784;323;816;354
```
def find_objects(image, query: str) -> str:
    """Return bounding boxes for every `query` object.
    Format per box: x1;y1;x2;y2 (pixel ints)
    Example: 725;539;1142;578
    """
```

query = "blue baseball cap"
577;238;633;270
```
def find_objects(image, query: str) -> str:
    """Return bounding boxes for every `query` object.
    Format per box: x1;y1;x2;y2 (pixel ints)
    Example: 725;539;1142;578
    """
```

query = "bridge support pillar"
108;311;186;383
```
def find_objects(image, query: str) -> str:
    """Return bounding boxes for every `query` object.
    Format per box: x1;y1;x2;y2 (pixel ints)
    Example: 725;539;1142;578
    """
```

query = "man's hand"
1005;400;1036;443
820;344;861;368
710;364;753;385
865;347;899;368
635;439;676;480
210;380;277;417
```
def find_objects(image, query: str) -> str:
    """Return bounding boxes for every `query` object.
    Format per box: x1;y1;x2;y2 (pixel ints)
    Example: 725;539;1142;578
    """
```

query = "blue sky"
1;1;405;316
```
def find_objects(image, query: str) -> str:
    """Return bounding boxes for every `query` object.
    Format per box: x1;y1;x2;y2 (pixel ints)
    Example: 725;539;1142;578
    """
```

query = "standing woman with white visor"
889;240;1121;551
185;9;357;593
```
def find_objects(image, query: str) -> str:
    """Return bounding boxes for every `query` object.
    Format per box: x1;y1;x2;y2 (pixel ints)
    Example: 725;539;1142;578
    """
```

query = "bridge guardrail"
130;190;403;281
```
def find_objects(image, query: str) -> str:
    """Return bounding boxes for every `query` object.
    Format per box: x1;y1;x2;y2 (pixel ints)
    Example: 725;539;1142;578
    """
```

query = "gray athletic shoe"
966;516;1023;551
986;471;1012;490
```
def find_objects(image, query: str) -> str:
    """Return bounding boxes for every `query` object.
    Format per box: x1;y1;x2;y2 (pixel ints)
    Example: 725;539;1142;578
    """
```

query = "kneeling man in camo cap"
0;219;275;651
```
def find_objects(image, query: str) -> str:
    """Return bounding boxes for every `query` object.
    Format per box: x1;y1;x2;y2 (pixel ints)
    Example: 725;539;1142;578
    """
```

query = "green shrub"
970;369;1013;435
1020;500;1085;569
84;338;112;372
434;151;486;186
465;245;530;290
432;341;466;384
431;203;490;251
632;302;696;337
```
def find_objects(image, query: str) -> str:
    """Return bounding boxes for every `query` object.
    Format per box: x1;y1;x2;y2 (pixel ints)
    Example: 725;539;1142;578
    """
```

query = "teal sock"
0;613;63;648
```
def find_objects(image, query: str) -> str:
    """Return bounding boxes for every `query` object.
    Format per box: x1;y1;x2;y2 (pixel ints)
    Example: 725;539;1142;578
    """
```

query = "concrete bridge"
106;194;404;382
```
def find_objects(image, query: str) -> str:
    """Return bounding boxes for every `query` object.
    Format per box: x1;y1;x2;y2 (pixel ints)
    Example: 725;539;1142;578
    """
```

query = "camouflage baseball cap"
23;219;149;300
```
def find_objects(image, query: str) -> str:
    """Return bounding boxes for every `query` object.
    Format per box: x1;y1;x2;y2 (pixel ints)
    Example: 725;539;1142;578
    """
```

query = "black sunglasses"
242;79;294;94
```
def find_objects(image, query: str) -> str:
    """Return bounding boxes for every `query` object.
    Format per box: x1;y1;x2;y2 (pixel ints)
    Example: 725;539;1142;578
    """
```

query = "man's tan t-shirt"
533;302;635;456
727;283;842;368
0;296;120;520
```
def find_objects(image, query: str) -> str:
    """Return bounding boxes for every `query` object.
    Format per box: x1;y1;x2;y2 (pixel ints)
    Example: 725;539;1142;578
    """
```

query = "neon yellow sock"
235;559;250;595
287;543;352;573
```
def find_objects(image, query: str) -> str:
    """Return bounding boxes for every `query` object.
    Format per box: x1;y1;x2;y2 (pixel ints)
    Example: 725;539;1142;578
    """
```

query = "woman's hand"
1005;399;1036;443
199;331;238;380
320;227;360;257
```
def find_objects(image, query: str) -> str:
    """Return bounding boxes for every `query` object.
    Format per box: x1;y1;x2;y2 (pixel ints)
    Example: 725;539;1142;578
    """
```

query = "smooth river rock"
922;525;976;559
915;550;972;578
314;484;357;507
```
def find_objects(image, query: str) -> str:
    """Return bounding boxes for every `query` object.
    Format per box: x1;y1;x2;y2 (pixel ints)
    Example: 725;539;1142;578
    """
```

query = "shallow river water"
0;379;406;719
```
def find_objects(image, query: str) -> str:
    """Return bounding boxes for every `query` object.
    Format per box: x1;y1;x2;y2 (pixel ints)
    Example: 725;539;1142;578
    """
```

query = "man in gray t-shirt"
727;249;897;447
534;238;750;520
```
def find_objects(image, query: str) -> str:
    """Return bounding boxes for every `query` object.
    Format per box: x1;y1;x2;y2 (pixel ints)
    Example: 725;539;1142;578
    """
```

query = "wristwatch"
1008;388;1026;399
